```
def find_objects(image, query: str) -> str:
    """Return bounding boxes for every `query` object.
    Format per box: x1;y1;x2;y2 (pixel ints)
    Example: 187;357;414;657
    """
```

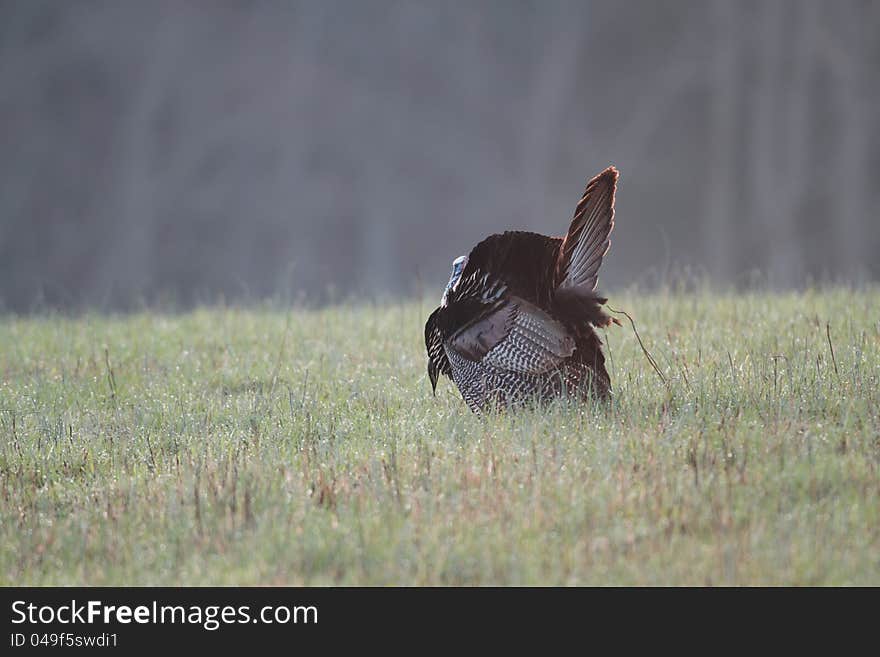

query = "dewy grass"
0;288;878;585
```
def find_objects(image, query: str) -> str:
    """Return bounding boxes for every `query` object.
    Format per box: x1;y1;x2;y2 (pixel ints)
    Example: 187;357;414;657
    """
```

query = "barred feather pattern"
448;268;507;307
425;317;450;378
446;347;605;414
481;303;573;373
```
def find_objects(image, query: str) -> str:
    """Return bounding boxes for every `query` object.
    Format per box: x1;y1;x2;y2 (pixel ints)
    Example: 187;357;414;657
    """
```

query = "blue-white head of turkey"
423;166;620;413
440;255;468;307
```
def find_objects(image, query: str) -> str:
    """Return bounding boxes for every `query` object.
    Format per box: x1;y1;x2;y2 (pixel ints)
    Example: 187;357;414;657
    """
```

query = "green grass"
1;288;879;585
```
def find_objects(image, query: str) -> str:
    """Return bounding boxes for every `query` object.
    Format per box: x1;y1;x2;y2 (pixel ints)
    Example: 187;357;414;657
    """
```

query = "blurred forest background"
1;0;877;312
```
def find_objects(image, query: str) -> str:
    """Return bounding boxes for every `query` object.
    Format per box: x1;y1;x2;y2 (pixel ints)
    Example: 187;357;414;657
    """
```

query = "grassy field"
1;288;878;585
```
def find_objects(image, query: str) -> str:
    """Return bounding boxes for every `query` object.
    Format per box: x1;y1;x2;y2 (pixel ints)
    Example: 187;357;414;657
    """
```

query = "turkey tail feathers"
555;166;618;292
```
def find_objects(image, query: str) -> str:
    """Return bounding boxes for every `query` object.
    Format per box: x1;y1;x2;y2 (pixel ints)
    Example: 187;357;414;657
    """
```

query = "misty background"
1;0;877;313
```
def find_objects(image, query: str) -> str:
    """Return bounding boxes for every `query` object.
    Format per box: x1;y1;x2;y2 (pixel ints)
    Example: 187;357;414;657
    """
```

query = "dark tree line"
0;0;877;312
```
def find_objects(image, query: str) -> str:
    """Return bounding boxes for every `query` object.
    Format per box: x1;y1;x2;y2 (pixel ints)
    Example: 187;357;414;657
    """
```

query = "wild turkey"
424;166;619;413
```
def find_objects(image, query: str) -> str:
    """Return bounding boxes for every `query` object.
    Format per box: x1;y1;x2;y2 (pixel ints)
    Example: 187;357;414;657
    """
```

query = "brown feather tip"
594;166;619;184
